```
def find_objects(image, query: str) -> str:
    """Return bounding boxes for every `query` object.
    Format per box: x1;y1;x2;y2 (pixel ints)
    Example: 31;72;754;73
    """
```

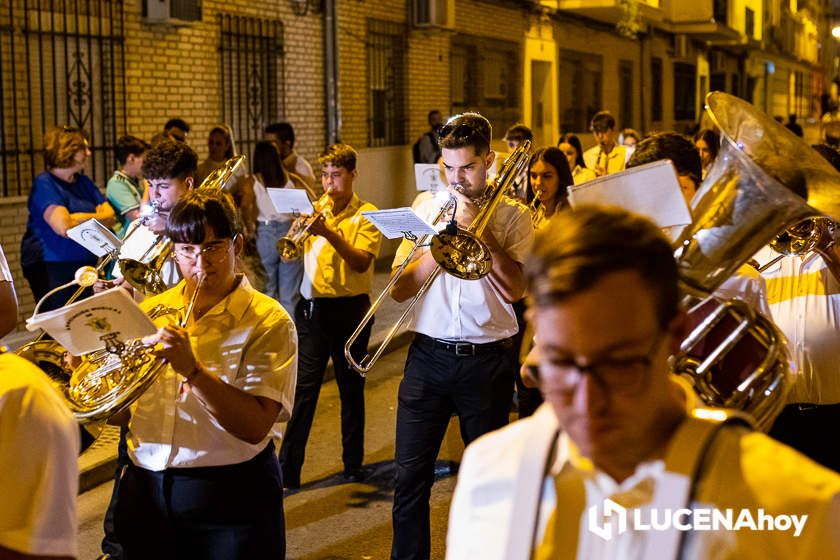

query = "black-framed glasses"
174;238;233;263
541;332;665;397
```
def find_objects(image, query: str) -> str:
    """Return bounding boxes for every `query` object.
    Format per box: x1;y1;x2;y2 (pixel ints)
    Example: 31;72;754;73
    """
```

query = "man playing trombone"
389;113;533;560
278;144;382;489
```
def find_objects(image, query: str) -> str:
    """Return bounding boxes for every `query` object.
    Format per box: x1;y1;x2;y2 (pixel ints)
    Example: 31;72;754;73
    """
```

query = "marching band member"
582;111;626;177
112;189;296;559
448;207;840;560
389;113;533;560
279;144;382;489
0;243;79;559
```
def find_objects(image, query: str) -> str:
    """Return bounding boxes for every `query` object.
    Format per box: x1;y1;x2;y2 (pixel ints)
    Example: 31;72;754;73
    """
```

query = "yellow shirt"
301;192;382;299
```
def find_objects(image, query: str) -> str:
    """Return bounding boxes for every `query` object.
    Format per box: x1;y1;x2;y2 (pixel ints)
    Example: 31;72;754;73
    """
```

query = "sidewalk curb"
79;330;415;493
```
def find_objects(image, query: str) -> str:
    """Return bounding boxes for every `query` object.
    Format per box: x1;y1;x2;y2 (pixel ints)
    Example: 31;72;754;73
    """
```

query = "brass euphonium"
670;91;840;430
276;193;334;261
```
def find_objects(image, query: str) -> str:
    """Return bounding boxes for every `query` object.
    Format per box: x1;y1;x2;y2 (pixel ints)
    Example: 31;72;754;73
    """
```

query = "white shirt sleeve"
0;244;12;282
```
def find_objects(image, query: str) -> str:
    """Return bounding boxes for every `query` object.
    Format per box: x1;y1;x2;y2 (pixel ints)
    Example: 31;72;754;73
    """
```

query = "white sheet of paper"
26;286;157;356
414;164;445;191
67;219;122;257
361;208;438;240
567;160;692;228
267;188;314;215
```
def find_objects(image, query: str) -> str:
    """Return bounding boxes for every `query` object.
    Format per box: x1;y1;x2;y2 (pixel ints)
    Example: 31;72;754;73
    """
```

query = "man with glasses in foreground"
390;112;533;559
110;190;297;558
447;206;840;559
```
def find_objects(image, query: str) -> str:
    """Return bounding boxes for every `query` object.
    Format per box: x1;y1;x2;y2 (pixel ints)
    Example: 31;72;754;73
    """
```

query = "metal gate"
219;14;285;164
0;0;126;197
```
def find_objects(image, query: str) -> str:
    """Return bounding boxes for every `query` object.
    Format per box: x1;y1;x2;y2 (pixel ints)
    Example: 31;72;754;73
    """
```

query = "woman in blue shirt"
23;126;116;310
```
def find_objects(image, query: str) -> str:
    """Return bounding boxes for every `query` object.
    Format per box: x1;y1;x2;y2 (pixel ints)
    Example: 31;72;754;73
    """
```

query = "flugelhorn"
276;193;334;261
344;142;531;375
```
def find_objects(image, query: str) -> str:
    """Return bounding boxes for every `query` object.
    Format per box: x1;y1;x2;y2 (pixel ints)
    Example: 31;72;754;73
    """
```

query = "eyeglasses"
541;332;665;397
174;239;232;263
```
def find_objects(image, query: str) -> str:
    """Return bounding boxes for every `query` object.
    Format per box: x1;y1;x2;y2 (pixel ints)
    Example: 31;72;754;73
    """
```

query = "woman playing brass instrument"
112;189;296;558
525;147;574;229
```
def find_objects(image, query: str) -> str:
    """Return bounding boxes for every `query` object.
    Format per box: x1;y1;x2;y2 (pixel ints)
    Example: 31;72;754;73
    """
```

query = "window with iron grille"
450;34;520;135
673;62;697;121
367;19;407;147
558;49;601;133
218;14;285;163
0;0;127;197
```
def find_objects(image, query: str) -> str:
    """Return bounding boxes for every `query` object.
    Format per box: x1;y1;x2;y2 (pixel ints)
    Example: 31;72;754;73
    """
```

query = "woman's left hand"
143;324;197;378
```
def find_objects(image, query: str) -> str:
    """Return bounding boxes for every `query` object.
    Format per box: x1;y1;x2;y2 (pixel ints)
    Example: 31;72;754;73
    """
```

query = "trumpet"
276;193;334;260
758;216;836;271
344;141;532;375
528;187;546;229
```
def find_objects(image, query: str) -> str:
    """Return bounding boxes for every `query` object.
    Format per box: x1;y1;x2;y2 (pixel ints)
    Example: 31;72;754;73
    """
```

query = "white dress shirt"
128;275;297;471
755;246;840;404
0;244;12;282
392;194;533;343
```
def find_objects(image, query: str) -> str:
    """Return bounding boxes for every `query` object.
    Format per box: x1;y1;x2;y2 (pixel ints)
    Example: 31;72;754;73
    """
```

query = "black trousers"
41;259;97;311
769;403;840;473
391;334;516;560
512;298;543;418
114;442;285;560
279;294;372;486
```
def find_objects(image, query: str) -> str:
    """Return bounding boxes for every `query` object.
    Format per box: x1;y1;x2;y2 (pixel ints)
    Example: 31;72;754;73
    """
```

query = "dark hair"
264;122;295;147
253;140;287;188
590;111;616;132
693;128;720;161
428;110;442;125
558;133;587;169
141;139;198;181
438;112;492;156
505;123;534;143
164;118;190;134
627;132;702;187
527;147;573;208
319;143;357;172
525;205;679;328
43;125;88;169
167;189;239;244
115;135;150;166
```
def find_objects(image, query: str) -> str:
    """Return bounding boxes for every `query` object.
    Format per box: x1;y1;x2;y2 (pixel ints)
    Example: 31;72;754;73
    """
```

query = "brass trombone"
276;193;334;261
343;141;532;375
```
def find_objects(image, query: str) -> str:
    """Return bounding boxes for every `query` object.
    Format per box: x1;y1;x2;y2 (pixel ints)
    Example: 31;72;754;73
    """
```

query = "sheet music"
267;188;314;215
361;208;439;240
414;164;445;191
567;160;692;228
26;286;158;356
67;219;122;257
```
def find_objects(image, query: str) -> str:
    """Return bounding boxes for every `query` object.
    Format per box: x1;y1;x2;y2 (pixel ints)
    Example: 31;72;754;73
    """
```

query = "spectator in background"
265;122;317;195
558;133;596;184
22;125;115;311
107;135;150;238
620;127;641;161
196;124;237;186
151;117;190;146
693;128;720;179
413;110;444;164
786;113;804;137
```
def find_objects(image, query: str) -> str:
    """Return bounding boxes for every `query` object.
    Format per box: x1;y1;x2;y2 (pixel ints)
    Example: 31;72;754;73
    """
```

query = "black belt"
414;333;514;357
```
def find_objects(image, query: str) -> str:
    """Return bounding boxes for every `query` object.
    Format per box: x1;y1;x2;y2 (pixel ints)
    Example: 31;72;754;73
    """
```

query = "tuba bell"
671;92;840;429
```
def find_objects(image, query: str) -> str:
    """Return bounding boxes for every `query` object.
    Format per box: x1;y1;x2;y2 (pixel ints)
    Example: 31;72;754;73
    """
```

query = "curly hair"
43;126;88;169
141;139;198;181
318;143;358;172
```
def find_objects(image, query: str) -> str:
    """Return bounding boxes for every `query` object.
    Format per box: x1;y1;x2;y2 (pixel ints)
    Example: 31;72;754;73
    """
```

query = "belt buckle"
455;342;474;357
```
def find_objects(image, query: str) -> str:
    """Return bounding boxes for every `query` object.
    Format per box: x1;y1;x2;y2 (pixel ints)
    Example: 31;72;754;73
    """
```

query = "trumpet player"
112;190;297;558
389;113;533;560
279;144;382;489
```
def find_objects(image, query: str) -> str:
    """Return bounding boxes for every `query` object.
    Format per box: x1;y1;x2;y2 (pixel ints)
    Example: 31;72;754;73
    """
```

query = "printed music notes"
67;219;122;257
361;208;439;240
